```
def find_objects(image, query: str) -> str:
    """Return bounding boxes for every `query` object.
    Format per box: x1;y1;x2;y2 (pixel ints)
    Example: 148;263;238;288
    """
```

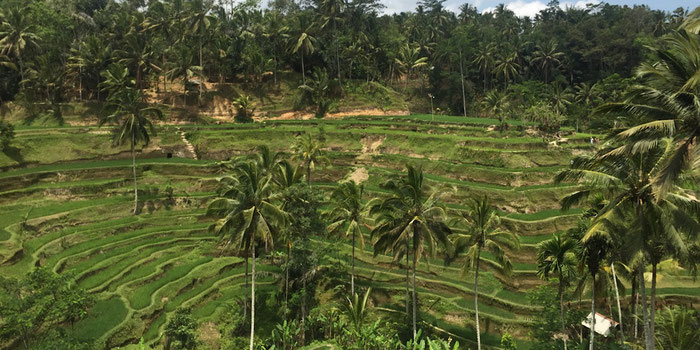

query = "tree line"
0;0;696;130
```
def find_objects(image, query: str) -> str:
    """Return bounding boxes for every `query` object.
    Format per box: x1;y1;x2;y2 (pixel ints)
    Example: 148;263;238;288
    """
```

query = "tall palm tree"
326;180;371;296
100;87;163;215
473;44;495;91
291;132;327;184
207;160;286;350
318;0;344;83
580;235;609;350
370;165;451;339
273;159;303;312
0;7;40;81
395;44;428;91
555;141;700;350
291;20;316;85
450;196;519;350
531;40;564;84
537;232;578;350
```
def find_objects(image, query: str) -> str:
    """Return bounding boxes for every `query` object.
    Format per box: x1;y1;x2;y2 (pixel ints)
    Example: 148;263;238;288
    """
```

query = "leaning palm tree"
206;160;287;350
450;196;519;350
100;87;162;215
574;82;600;132
370;165;451;340
326;180;372;296
537;232;578;350
291;132;328;184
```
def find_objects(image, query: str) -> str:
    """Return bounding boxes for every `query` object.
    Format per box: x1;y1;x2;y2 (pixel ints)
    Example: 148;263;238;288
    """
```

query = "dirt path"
177;127;197;159
256;108;409;121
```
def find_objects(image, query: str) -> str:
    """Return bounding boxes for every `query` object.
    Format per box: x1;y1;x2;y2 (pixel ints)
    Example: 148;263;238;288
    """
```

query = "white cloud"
481;0;600;18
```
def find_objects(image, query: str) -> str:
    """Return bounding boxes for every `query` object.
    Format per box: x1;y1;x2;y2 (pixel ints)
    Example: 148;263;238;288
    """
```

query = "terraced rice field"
1;115;698;348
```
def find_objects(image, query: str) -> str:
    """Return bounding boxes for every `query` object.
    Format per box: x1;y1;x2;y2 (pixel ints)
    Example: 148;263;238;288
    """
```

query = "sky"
380;0;697;17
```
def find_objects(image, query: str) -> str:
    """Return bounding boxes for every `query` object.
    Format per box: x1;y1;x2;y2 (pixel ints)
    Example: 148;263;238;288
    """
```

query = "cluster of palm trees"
539;23;700;350
206;135;519;350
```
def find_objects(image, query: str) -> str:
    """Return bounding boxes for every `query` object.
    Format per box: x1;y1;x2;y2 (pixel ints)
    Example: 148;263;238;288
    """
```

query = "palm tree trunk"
632;273;638;338
334;20;340;85
412;246;417;340
559;275;568;350
474;252;482;350
589;273;595;350
199;41;203;100
285;242;290;315
244;248;248;321
131;139;138;215
162;54;167;92
611;263;624;346
650;263;657;340
351;228;355;297
459;49;467;118
301;52;306;85
405;239;410;319
306;163;311;185
249;242;255;350
639;265;653;350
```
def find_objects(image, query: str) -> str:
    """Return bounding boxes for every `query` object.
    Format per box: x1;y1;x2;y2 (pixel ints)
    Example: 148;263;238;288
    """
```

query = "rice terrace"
0;1;699;350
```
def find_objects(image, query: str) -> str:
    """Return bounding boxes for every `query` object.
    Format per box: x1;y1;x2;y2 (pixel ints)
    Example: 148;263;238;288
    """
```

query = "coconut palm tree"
596;28;700;196
291;19;316;85
116;32;161;94
167;47;203;106
551;84;574;115
326;180;372;296
370;165;451;339
395;44;428;91
493;50;520;89
450;196;519;350
273;159;304;312
100;87;163;215
473;44;495;91
318;0;344;83
531;40;564;84
574;82;600;132
291;132;328;184
206;160;287;350
298;68;334;118
580;235;609;350
537;232;578;350
0;7;40;81
555;140;700;350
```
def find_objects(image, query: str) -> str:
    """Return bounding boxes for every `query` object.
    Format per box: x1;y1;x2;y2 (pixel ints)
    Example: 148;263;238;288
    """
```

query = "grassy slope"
0;112;697;349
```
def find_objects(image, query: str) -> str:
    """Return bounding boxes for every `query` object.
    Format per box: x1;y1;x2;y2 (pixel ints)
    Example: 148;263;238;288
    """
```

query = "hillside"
1;113;698;349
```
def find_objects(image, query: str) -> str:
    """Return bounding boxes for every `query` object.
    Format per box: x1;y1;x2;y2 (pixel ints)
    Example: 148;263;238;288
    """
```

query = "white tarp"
581;312;619;337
